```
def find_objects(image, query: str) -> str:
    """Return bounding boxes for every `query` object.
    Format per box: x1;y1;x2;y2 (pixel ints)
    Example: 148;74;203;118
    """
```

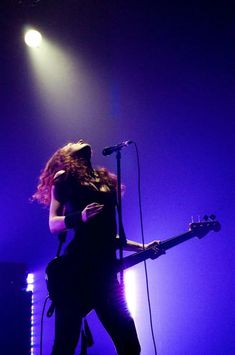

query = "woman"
33;139;156;354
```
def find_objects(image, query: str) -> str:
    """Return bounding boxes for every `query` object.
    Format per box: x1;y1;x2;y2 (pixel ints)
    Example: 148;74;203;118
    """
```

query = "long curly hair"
32;143;118;206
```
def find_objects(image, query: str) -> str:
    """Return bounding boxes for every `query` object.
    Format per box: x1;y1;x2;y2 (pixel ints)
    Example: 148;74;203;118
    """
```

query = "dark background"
1;1;234;354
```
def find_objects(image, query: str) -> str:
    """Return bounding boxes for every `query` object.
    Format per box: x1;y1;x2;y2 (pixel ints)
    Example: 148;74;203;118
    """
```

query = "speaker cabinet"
0;263;32;355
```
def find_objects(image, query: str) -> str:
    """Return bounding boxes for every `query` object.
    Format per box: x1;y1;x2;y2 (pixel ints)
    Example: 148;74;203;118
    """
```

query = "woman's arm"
49;185;67;234
49;185;104;234
125;239;145;252
116;237;160;252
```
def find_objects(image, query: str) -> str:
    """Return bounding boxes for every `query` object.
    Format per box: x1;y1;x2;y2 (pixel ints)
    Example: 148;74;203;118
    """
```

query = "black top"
53;172;118;280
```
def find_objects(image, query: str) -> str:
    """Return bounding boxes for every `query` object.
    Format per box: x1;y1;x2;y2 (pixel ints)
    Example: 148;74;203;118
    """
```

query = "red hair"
32;144;118;206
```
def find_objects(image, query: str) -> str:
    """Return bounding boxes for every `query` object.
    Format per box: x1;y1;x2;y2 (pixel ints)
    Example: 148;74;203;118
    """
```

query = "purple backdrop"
1;1;234;354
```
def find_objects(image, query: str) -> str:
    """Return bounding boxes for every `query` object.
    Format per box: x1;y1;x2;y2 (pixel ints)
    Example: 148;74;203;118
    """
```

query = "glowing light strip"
27;273;35;354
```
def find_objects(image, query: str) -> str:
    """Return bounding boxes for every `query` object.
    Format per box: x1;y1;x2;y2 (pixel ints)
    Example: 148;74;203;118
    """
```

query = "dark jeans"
51;280;141;355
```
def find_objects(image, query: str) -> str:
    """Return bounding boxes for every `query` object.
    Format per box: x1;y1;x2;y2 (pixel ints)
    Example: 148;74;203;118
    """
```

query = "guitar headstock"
189;215;221;239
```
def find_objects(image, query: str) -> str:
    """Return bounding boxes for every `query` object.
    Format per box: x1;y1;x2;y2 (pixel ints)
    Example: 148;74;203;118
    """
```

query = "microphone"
102;140;133;156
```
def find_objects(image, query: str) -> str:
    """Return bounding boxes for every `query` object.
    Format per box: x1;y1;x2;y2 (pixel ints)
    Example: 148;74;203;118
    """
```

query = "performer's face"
64;140;92;160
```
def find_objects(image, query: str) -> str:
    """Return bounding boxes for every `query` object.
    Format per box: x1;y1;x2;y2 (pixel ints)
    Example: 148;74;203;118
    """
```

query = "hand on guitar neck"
118;215;221;271
144;240;164;255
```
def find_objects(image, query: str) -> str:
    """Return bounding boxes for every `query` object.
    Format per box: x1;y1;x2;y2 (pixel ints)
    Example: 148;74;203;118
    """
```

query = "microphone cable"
40;295;50;355
133;142;158;355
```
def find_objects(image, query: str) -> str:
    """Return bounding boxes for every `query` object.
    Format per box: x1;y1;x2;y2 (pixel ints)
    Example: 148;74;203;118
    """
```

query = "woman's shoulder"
53;170;66;181
53;170;69;188
52;170;70;202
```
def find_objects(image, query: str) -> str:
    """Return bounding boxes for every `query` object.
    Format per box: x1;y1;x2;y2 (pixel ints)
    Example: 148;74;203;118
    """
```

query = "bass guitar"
116;217;221;271
46;217;221;305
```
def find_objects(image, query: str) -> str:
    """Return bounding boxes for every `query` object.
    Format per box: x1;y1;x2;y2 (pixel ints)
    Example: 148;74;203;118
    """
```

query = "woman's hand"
81;202;104;222
144;240;161;249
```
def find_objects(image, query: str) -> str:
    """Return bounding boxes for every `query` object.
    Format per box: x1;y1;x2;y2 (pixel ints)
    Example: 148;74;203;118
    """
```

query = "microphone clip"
102;140;133;156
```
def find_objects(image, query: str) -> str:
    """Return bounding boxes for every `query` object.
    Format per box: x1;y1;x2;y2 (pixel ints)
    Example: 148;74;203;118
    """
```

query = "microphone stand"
116;150;127;286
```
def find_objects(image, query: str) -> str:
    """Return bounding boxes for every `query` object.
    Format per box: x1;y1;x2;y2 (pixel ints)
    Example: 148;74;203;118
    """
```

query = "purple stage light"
124;270;137;317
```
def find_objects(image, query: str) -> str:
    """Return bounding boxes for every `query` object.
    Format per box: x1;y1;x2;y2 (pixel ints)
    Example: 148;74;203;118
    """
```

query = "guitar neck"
117;248;155;271
160;230;194;250
117;230;195;272
117;220;220;272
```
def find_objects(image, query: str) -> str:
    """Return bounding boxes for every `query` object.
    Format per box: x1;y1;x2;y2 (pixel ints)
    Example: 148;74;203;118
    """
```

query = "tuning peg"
210;214;216;220
203;215;209;221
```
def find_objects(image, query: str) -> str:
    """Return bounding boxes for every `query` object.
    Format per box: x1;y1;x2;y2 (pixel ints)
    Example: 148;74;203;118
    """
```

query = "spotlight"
24;29;42;48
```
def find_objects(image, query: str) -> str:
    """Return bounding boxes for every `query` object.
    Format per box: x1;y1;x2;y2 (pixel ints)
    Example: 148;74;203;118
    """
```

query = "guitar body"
46;256;68;305
46;256;89;309
46;255;113;315
46;219;221;307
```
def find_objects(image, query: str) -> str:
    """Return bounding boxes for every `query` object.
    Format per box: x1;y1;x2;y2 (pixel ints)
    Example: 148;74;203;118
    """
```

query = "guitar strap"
46;231;67;318
56;231;67;257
